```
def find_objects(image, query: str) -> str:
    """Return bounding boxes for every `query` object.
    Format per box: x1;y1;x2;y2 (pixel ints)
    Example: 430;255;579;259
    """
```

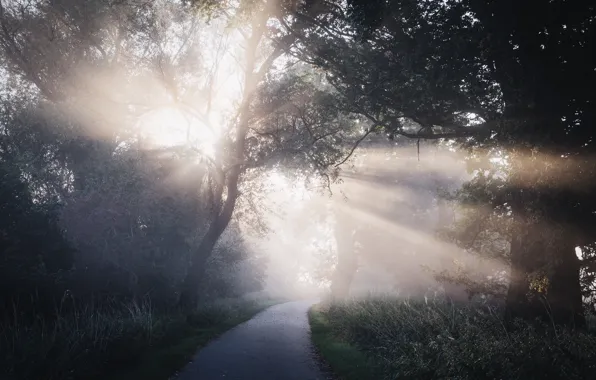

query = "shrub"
1;299;156;380
320;296;596;380
0;298;268;380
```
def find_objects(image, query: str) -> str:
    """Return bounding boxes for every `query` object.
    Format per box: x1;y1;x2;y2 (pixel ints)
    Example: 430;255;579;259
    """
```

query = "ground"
176;300;327;380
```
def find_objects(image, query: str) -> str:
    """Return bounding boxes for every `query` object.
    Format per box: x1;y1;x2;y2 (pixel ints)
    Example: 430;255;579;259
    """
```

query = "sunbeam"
2;0;595;378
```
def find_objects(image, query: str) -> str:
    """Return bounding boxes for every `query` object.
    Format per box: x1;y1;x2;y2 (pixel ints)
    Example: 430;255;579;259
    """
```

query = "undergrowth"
0;298;274;380
309;305;380;380
314;296;596;380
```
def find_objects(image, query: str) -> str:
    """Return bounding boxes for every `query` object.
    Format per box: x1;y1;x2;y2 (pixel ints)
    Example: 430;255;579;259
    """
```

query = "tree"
0;155;74;317
461;0;595;328
288;0;595;326
280;0;499;298
283;0;498;141
1;0;218;310
1;0;362;311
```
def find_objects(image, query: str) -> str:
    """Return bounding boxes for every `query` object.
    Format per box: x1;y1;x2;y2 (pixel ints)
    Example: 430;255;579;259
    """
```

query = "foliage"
288;0;498;141
286;0;596;325
309;305;380;380
0;0;292;312
59;147;211;307
0;156;75;317
315;296;596;380
201;224;268;300
0;159;73;271
252;64;357;180
0;297;275;380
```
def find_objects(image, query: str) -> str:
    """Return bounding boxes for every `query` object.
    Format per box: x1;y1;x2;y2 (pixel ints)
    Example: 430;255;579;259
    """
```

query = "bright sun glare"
137;18;246;159
140;107;217;158
266;170;311;203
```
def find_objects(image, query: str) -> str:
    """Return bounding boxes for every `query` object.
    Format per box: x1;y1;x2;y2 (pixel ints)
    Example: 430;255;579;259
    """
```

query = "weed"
0;298;276;380
312;296;596;380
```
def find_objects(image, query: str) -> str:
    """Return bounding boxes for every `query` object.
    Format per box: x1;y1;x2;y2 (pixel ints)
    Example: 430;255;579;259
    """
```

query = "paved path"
176;300;327;380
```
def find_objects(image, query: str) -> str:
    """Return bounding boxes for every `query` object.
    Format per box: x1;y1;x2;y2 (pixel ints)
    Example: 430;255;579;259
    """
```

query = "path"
176;299;327;380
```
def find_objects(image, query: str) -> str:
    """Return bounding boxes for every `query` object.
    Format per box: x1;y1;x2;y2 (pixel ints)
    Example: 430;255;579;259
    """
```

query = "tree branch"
334;127;375;167
254;34;295;84
363;112;493;140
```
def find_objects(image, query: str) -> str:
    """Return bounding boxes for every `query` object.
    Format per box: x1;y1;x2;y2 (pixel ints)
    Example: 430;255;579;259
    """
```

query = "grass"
309;304;380;380
1;298;280;380
310;296;596;380
109;299;280;380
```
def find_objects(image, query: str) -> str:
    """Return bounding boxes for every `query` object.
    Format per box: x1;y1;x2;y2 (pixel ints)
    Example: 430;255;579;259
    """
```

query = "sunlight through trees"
1;0;596;377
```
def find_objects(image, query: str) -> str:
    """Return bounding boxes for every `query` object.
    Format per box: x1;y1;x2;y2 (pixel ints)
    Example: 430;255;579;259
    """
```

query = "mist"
245;137;506;304
2;1;595;378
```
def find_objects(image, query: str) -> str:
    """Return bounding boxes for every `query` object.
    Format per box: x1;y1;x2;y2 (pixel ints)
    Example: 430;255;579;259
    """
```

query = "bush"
0;298;270;380
1;299;155;380
319;296;596;380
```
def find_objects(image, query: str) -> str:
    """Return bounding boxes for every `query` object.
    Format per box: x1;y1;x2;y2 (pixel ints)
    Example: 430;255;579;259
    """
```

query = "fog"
253;137;509;302
0;0;534;317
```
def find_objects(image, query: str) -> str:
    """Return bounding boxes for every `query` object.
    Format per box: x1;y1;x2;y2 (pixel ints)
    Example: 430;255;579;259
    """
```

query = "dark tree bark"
543;232;585;328
505;216;548;323
505;206;585;328
178;216;228;310
178;141;244;311
177;11;271;311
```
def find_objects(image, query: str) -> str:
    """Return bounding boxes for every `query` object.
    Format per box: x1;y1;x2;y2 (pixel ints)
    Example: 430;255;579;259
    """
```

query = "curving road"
175;300;327;380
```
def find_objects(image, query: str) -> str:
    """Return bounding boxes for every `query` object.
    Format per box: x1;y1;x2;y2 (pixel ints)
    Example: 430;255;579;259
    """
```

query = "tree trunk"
178;162;242;311
177;10;274;312
505;217;546;322
544;231;585;328
330;210;357;299
330;251;357;299
505;213;585;328
330;252;357;299
177;222;223;310
467;0;586;328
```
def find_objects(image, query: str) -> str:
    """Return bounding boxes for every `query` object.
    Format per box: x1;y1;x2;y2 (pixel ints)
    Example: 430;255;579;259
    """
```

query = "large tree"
462;0;596;328
286;0;595;326
0;0;362;310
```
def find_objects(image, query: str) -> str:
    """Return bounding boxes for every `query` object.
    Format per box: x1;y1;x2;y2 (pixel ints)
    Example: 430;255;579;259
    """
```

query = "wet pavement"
175;300;327;380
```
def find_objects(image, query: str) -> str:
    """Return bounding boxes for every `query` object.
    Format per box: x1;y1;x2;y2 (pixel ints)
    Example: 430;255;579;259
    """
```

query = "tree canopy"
1;0;595;332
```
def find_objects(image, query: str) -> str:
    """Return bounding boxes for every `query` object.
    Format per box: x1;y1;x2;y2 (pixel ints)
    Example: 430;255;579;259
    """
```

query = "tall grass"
0;297;273;380
1;298;156;380
318;296;596;379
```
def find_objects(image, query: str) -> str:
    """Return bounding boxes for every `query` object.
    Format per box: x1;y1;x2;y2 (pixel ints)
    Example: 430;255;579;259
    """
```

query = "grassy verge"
312;296;596;380
109;299;279;380
1;298;281;380
308;304;380;380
